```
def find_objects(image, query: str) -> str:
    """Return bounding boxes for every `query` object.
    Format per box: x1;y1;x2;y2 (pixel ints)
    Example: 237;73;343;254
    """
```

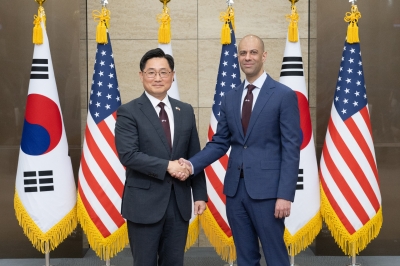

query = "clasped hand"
167;158;192;181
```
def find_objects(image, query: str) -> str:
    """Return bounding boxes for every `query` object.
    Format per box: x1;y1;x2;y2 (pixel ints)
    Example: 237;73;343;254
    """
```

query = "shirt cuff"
189;161;194;176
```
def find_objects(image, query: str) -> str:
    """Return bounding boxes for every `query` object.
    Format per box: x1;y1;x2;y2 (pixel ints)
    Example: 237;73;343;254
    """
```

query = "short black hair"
139;48;174;71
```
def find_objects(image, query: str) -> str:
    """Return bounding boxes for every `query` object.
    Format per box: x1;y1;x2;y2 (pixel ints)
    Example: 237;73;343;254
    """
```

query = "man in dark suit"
178;35;300;266
115;48;207;266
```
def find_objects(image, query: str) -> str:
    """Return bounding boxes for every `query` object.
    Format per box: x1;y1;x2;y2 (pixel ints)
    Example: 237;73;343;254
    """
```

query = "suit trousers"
127;189;189;266
226;178;289;266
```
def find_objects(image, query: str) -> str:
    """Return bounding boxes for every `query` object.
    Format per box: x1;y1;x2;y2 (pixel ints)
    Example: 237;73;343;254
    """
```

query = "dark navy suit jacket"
115;93;207;224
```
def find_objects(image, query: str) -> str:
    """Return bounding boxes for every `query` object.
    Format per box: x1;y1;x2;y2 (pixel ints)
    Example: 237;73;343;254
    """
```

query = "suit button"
244;145;247;149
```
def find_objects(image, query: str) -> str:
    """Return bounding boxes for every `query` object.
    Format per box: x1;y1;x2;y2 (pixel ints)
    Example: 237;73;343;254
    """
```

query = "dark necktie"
242;84;256;136
158;102;172;150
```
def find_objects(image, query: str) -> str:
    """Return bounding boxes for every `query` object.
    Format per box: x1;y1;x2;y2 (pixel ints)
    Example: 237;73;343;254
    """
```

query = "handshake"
167;158;192;181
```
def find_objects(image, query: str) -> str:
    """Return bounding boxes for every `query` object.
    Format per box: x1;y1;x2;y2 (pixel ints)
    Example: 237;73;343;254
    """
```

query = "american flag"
77;33;127;259
319;40;382;254
200;22;240;262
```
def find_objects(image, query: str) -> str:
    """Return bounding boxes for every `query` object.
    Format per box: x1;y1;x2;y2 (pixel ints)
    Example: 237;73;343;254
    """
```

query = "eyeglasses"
143;70;172;79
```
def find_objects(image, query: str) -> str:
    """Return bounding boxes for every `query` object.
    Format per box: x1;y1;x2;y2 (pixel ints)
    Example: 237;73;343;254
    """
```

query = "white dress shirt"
145;91;175;146
240;71;268;115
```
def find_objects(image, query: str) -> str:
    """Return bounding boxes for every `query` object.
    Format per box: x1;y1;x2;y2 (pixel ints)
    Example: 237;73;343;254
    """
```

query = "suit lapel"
170;97;182;158
244;77;275;142
138;93;171;155
234;82;246;140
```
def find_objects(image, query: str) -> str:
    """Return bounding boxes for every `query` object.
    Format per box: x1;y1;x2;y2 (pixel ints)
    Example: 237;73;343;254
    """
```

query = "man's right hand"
179;158;192;170
167;160;190;181
179;158;193;176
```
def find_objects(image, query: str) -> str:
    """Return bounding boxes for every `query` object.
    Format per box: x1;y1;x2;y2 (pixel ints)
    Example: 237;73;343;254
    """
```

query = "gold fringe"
199;208;236;262
14;190;77;253
157;5;171;44
77;193;129;260
185;216;200;251
286;4;299;42
320;184;383;255
220;7;235;45
33;6;46;45
284;211;322;256
344;5;361;44
93;7;110;44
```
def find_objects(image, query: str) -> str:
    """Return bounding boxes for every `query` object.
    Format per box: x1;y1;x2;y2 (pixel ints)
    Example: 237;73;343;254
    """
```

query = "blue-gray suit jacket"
191;76;300;201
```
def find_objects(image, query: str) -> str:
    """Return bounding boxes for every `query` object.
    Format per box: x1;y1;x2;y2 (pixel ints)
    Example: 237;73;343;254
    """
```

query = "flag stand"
290;254;300;266
103;259;114;266
103;247;114;266
43;242;52;266
347;243;360;266
290;244;299;266
224;261;236;266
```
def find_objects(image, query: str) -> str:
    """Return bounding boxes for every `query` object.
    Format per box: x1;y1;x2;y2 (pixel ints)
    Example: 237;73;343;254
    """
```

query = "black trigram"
23;170;54;193
296;168;304;190
30;59;49;80
280;57;304;77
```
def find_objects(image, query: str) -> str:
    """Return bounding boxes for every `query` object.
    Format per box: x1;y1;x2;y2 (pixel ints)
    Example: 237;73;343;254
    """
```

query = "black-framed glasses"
143;70;172;79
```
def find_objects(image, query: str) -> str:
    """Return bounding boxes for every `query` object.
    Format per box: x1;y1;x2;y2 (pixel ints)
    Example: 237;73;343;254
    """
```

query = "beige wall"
80;0;317;247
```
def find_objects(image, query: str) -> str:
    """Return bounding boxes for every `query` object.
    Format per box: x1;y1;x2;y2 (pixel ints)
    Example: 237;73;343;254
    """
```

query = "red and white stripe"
204;113;232;237
320;105;381;234
78;111;126;237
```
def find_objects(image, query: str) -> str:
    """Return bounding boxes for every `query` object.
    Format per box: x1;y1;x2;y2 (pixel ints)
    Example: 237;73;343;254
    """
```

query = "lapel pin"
175;107;180;111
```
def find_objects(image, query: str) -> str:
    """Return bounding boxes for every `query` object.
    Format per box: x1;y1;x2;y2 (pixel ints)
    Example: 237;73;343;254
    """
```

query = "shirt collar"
145;91;171;110
244;71;267;90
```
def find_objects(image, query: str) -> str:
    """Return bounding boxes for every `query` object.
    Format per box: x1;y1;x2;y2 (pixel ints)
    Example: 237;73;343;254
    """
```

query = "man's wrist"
189;161;194;175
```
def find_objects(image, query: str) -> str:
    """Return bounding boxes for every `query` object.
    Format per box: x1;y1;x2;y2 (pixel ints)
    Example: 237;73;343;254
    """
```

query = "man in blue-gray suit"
178;35;300;266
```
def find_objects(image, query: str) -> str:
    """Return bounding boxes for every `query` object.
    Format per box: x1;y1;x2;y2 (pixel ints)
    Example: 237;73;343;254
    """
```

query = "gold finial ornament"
93;6;110;44
33;0;46;44
286;0;299;42
157;0;171;43
344;4;361;43
220;2;235;44
35;0;46;6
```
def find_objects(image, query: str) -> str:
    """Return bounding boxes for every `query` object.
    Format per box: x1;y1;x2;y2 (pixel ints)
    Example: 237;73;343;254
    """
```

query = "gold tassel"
347;21;360;44
220;22;231;45
286;4;299;43
32;7;45;45
93;7;110;44
220;7;235;45
344;5;361;44
96;21;107;44
157;4;171;44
